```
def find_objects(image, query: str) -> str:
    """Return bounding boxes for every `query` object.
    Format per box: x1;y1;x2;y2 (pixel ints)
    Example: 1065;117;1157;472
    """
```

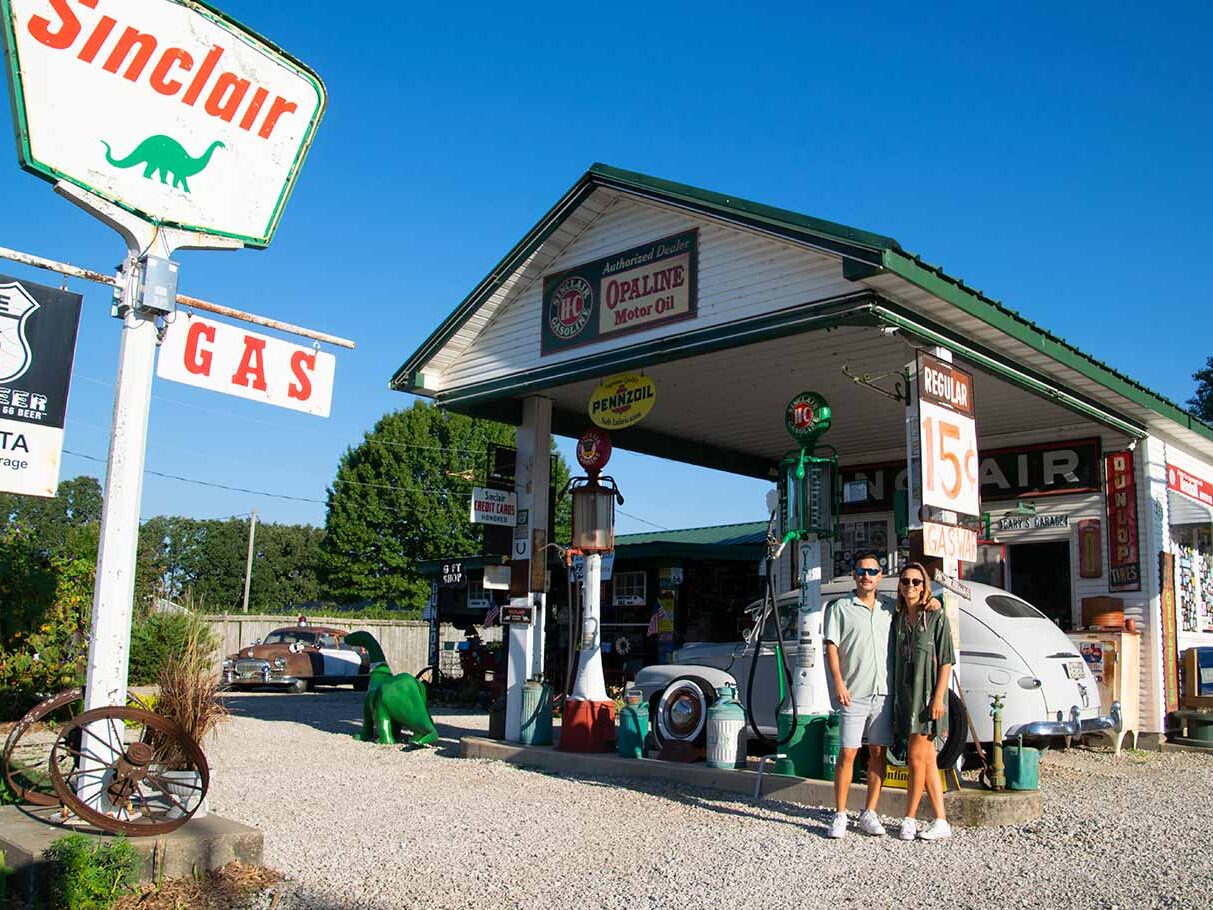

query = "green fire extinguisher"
822;711;841;781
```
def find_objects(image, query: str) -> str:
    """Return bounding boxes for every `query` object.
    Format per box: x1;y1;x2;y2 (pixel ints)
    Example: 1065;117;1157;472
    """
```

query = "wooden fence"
200;614;501;677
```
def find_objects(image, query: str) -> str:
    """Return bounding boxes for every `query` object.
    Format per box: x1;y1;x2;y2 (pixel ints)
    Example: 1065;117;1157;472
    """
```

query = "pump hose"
744;557;797;746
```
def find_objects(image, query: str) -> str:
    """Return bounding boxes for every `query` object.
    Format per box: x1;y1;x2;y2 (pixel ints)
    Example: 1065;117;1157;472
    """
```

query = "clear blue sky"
1;1;1210;534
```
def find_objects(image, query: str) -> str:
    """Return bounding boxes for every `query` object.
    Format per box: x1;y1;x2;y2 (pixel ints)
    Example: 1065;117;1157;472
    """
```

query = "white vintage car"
633;578;1119;762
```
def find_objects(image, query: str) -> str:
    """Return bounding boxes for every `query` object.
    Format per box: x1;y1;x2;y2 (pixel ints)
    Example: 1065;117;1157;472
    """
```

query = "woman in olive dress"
892;561;955;841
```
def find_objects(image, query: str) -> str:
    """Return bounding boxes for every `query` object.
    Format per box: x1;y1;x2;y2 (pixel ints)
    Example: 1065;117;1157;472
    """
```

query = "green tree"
321;401;570;607
1189;357;1213;423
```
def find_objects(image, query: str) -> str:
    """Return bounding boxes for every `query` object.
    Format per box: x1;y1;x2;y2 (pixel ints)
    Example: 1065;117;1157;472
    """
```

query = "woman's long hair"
896;561;931;613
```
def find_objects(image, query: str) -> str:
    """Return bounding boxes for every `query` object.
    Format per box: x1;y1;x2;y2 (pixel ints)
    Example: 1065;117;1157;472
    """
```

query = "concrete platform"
0;807;262;904
461;737;1040;827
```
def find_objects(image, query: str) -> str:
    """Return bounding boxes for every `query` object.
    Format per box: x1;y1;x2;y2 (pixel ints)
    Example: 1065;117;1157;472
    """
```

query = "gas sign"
0;0;326;247
917;352;979;518
588;373;656;429
156;313;335;416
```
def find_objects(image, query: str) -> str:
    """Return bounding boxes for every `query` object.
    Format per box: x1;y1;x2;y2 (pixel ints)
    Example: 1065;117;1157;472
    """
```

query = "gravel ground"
210;691;1213;910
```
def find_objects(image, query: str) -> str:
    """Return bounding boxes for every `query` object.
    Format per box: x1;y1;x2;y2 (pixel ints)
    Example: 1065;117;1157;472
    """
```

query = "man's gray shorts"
837;694;892;749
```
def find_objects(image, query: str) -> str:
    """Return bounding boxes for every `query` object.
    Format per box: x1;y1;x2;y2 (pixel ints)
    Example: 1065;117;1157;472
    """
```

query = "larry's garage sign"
0;274;83;497
542;230;697;354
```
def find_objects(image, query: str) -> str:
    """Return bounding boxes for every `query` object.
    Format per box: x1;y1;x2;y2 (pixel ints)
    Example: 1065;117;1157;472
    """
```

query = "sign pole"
242;509;258;613
54;182;243;713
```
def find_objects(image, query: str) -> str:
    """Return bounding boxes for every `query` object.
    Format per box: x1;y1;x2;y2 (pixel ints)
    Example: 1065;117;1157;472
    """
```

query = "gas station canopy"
391;164;1213;476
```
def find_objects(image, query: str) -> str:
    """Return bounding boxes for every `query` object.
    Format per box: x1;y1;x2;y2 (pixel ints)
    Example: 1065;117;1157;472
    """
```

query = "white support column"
1138;435;1169;734
508;396;552;742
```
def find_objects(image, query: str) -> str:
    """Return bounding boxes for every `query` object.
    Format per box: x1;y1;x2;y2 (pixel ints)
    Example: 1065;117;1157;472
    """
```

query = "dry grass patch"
114;863;282;910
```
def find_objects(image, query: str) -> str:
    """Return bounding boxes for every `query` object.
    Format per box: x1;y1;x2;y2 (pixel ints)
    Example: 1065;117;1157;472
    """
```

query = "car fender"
633;664;737;704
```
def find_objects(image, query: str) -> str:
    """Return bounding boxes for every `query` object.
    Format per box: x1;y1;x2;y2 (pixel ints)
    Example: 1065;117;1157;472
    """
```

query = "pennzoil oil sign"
541;229;697;355
588;373;656;430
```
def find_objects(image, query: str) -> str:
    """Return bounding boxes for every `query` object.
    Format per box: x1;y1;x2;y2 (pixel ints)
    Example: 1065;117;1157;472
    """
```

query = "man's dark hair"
852;550;882;570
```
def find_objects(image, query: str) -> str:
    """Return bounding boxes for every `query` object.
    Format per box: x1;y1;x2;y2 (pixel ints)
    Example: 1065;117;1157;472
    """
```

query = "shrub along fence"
199;615;501;677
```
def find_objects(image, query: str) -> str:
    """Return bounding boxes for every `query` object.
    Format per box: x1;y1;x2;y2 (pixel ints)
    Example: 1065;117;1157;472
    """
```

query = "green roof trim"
615;521;767;547
614;521;768;563
391;163;1213;446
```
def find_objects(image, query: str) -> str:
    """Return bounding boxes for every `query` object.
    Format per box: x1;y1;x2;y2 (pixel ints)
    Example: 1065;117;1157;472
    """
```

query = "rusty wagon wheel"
3;688;151;807
47;706;209;836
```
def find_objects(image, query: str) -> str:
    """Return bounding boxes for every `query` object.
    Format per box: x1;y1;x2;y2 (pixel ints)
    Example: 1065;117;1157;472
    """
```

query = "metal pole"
241;509;258;613
83;254;157;713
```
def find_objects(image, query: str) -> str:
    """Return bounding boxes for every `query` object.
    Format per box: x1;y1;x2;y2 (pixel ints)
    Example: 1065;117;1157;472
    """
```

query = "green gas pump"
748;392;840;779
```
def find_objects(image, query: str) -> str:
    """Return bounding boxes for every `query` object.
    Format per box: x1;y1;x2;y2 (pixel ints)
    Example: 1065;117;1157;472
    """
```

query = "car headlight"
222;659;233;668
273;657;286;668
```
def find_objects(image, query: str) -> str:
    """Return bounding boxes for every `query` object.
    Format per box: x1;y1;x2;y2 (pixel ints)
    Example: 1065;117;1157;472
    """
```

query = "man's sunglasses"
854;567;881;577
899;577;925;588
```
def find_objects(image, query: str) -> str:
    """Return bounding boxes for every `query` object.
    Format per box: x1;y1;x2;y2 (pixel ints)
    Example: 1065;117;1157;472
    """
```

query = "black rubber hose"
744;558;797;746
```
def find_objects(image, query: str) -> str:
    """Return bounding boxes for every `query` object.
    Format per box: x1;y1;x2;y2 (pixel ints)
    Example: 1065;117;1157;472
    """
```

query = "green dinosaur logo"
100;135;225;194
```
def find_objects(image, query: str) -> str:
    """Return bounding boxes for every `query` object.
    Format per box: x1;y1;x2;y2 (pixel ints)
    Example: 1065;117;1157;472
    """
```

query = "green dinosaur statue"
345;631;439;748
100;135;225;193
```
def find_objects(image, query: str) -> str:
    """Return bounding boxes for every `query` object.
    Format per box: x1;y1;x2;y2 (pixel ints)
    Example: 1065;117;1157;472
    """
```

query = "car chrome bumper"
1011;702;1121;738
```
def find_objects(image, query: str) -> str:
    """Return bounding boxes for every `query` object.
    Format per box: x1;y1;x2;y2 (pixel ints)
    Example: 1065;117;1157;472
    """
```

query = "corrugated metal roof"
615;520;767;548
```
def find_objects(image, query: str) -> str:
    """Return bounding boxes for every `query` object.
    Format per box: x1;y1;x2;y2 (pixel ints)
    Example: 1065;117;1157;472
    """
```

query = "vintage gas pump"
773;392;839;778
559;428;624;752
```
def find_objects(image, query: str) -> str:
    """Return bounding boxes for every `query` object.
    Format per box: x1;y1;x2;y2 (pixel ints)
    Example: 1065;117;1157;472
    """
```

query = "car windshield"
263;630;317;645
985;594;1048;620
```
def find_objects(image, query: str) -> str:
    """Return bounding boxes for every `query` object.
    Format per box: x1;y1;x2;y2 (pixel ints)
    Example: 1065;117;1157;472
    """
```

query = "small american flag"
646;609;663;637
482;604;501;628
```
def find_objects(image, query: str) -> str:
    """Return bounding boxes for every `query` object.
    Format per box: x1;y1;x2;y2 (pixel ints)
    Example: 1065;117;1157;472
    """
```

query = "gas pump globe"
559;427;623;752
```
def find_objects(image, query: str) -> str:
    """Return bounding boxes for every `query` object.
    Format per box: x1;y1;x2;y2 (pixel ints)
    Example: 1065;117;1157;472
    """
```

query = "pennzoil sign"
0;0;326;247
541;230;697;355
588;373;656;430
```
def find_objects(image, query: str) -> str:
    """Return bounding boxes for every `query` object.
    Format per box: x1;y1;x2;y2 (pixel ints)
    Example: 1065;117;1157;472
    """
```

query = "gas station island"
392;164;1213;776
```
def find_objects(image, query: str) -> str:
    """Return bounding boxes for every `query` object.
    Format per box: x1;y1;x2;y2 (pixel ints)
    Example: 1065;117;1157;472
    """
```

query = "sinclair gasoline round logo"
784;391;832;444
549;276;593;340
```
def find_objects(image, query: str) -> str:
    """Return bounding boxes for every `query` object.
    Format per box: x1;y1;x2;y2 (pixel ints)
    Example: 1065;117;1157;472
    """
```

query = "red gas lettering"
184;321;215;375
288;350;315;402
231;336;267;390
27;0;88;50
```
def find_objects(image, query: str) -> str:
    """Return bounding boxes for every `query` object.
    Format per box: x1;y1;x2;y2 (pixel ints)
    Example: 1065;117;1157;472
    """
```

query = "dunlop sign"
588;373;656;429
0;0;326;247
541;230;697;355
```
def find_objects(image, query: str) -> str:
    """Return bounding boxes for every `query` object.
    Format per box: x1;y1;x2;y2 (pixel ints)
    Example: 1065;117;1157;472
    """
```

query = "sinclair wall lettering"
541;230;698;354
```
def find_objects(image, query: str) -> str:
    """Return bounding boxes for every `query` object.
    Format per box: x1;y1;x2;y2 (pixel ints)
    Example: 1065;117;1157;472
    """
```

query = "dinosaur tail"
100;140;140;168
345;630;388;668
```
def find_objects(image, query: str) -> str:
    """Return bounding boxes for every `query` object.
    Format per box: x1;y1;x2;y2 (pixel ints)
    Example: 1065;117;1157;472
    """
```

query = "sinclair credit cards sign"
541;230;697;354
0;0;326;247
0;274;83;497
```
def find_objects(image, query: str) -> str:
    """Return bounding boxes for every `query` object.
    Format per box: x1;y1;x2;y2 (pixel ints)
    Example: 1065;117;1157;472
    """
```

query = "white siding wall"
438;196;854;391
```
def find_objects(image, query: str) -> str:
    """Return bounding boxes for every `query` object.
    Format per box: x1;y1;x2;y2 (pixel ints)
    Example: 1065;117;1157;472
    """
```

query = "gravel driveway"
210;691;1213;910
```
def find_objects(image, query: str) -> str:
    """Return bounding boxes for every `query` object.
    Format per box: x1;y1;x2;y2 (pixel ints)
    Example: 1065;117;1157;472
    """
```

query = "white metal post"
569;552;609;702
242;509;258;613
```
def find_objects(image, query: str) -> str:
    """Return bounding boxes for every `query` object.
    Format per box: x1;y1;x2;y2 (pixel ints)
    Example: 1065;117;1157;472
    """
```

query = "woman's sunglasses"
899;577;924;588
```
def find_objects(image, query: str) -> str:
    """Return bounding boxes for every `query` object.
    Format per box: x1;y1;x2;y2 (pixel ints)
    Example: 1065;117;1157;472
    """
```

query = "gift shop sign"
588;373;656;430
1167;463;1213;508
1104;450;1141;592
0;274;82;497
157;314;335;416
917;352;979;518
541;230;697;354
0;0;326;247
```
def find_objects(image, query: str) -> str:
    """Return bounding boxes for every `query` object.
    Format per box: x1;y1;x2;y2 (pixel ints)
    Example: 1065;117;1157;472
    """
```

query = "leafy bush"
44;833;141;910
127;612;218;686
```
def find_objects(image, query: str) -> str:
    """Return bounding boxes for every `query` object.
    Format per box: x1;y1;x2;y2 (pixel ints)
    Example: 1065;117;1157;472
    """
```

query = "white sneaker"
918;819;953;841
898;817;917;841
826;812;848;839
858;810;886;836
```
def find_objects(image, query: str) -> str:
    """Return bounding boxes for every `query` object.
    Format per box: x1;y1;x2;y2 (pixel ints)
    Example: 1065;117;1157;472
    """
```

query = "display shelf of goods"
1175;545;1213;632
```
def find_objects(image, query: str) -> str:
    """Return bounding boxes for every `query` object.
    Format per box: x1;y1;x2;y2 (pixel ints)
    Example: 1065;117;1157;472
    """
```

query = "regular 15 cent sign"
0;0;326;247
156;313;335;416
917;352;979;518
0;274;83;497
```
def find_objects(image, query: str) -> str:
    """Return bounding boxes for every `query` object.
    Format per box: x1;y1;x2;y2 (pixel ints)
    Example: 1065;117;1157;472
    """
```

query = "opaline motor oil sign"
541;230;697;355
0;274;83;497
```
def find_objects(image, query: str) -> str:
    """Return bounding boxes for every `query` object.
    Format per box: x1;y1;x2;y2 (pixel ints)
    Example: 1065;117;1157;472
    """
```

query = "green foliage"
1189;356;1213;423
321;401;571;606
44;833;141;910
127;611;218;685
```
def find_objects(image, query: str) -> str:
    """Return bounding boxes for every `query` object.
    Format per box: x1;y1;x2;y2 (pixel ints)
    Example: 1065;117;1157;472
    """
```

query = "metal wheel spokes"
2;688;86;807
47;707;209;835
2;688;153;808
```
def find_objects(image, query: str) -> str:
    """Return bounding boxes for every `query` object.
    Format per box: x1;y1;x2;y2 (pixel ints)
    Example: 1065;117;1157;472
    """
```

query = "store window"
833;517;893;577
467;579;490;609
613;571;647;606
1173;524;1213;632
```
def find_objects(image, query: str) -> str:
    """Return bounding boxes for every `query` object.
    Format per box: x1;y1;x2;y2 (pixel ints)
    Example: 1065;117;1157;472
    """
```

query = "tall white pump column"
568;553;609;702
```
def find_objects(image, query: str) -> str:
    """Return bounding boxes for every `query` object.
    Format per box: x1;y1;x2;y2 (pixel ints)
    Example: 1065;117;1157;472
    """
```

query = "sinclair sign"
0;0;326;247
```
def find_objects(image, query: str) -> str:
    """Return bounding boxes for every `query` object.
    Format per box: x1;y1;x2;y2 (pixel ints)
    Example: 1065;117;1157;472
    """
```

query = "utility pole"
242;509;258;614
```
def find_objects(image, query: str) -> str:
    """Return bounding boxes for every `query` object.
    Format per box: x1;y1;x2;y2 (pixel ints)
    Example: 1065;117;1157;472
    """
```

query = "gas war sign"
0;0;327;246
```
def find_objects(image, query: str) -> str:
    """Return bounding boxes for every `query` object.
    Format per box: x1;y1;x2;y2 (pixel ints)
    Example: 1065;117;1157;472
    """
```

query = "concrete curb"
461;737;1041;827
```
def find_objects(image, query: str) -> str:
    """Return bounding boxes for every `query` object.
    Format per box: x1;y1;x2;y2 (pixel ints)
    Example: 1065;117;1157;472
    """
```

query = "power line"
617;508;669;532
